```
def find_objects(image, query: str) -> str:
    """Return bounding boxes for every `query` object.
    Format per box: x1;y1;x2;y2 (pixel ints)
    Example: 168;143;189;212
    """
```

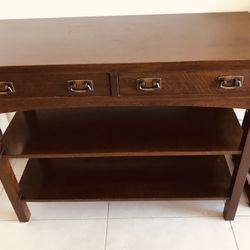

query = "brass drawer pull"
137;78;161;91
68;80;94;93
0;82;15;95
217;76;244;89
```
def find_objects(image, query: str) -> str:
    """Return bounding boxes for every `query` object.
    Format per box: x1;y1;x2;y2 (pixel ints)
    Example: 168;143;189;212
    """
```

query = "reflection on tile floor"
109;200;225;218
106;217;237;250
0;190;109;221
231;217;250;250
0;219;107;250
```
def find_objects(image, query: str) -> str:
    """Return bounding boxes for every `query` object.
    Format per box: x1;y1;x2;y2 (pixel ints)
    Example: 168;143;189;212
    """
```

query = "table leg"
0;129;30;222
240;110;250;205
223;109;250;220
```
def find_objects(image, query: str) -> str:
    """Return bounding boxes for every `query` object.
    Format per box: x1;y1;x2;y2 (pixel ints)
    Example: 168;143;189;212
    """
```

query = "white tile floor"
0;158;250;250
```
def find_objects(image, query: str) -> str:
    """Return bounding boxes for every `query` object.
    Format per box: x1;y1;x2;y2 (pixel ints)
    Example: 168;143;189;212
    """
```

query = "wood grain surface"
0;12;249;67
19;156;231;201
1;106;242;158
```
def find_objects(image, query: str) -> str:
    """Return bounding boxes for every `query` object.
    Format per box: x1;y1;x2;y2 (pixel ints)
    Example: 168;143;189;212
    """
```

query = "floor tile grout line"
0;216;223;223
229;221;239;250
107;215;223;220
104;202;110;250
0;214;236;223
0;217;108;222
1;211;249;222
0;216;219;223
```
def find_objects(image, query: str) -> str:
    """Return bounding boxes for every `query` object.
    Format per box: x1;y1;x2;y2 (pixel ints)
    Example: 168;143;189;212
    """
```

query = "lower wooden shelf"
19;155;232;201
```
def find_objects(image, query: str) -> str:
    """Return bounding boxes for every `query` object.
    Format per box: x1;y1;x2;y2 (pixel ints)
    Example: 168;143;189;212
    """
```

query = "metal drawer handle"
217;76;244;89
137;78;161;91
0;82;15;95
68;80;94;93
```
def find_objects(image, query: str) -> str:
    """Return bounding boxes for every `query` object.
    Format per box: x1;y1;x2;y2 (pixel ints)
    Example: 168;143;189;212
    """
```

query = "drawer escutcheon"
217;76;244;89
68;80;94;93
0;81;15;95
137;78;161;91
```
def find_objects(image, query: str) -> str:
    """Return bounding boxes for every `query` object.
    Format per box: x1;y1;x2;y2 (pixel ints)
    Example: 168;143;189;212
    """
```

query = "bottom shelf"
19;156;232;201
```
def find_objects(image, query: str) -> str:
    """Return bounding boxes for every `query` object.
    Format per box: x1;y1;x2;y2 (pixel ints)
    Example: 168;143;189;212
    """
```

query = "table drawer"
0;72;111;97
118;70;250;97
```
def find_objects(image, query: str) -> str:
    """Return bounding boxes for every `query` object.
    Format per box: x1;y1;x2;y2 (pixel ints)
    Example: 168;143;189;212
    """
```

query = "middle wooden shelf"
1;106;243;158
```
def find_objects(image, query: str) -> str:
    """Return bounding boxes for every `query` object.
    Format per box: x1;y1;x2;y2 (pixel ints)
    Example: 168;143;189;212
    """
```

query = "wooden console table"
0;12;250;222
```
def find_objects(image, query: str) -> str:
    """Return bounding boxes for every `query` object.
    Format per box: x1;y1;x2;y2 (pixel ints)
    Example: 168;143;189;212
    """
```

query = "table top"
0;12;250;67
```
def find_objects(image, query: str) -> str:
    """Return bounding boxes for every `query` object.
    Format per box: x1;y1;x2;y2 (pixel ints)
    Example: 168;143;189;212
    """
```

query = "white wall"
0;1;249;131
0;113;14;133
0;0;250;19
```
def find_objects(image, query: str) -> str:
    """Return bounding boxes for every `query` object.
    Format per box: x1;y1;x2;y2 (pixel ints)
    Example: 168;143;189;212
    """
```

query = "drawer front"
118;70;250;97
0;72;111;97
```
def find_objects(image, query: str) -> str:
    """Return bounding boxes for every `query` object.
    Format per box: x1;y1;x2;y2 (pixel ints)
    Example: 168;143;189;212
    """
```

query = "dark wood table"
0;12;250;222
